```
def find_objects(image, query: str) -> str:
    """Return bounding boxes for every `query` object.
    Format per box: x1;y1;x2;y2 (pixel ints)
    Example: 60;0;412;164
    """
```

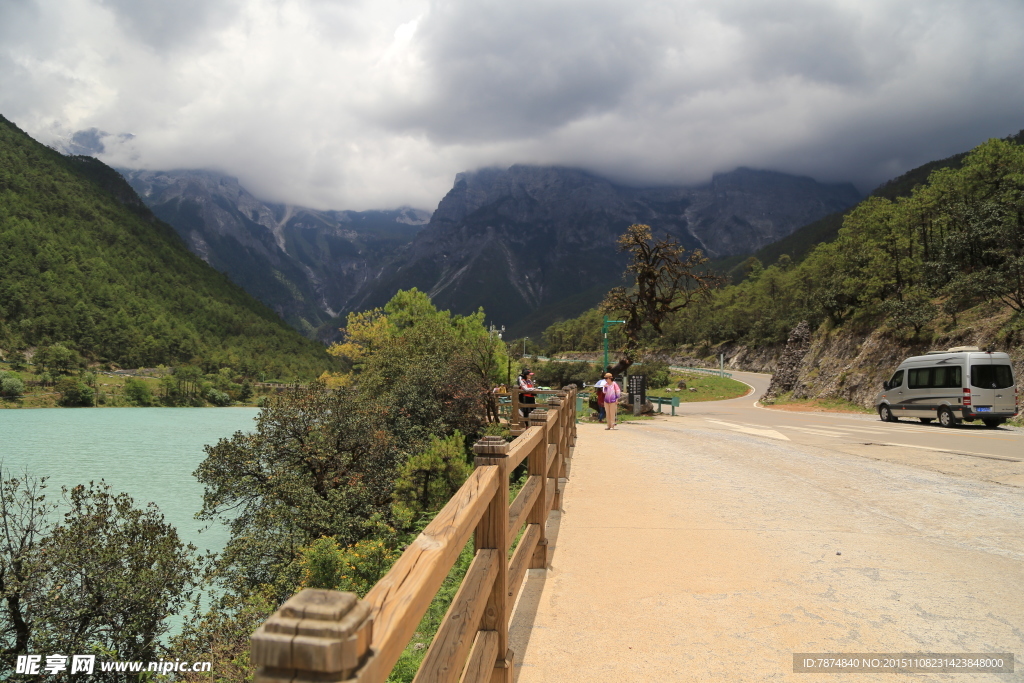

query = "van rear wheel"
982;418;1004;429
878;405;897;422
938;407;959;428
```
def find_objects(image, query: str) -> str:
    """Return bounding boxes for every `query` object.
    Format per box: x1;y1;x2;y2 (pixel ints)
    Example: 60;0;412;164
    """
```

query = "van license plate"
977;407;991;412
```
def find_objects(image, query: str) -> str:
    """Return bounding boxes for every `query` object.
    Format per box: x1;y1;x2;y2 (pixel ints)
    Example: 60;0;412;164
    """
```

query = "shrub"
481;421;512;441
204;388;232;406
0;372;24;397
637;359;671;389
123;378;153;406
55;376;94;406
297;536;400;597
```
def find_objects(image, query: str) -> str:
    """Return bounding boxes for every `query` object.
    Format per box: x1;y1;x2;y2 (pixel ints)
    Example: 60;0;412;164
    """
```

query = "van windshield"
971;365;1014;389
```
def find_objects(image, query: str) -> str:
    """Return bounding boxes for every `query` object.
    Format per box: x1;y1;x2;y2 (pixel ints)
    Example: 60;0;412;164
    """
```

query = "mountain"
108;160;857;340
118;169;429;337
348;165;861;336
0;114;336;378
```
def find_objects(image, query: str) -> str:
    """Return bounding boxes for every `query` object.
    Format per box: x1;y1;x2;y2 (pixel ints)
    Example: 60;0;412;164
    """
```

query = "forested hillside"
717;131;1024;284
0;114;336;378
544;134;1024;367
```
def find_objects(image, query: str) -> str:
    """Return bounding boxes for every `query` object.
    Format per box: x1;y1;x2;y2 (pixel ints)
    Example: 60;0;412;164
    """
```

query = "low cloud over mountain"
3;0;1023;211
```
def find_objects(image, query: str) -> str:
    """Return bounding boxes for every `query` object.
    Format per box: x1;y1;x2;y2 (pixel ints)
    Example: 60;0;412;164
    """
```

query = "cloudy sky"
2;0;1023;210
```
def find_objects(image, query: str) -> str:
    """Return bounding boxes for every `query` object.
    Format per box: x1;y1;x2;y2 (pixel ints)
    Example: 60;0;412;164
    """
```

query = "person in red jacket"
518;369;537;419
593;375;607;421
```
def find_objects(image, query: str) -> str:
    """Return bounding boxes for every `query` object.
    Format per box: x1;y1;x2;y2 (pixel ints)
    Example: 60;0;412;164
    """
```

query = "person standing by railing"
602;372;620;429
518;369;537;419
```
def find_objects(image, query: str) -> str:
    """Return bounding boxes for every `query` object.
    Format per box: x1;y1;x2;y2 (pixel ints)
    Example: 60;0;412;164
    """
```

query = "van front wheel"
938;407;959;428
878;405;897;422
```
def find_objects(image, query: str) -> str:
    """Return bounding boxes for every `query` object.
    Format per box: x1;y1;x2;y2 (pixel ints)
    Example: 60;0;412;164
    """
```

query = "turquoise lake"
0;407;260;556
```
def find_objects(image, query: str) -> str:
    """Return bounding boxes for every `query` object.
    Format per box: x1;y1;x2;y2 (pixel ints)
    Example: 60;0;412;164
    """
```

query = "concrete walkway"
509;417;1024;682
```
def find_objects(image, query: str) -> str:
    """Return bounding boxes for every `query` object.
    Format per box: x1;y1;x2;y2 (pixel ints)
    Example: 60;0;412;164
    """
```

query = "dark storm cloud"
2;0;1023;209
95;0;241;50
378;0;661;140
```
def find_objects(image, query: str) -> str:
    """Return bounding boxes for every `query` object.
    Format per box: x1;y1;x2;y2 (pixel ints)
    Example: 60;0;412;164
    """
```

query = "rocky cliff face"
120;169;428;336
787;323;1022;410
352;165;861;336
117;163;859;340
713;316;1023;412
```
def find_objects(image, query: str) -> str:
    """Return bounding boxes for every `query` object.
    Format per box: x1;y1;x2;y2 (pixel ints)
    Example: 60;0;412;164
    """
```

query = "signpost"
602;316;626;371
628;374;646;416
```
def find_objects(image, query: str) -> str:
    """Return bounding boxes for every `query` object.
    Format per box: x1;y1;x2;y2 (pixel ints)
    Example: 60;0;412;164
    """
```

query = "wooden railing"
250;386;578;683
509;387;575;431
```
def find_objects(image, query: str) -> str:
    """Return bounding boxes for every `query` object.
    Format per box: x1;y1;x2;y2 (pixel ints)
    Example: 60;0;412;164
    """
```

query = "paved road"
687;371;1024;488
511;371;1024;682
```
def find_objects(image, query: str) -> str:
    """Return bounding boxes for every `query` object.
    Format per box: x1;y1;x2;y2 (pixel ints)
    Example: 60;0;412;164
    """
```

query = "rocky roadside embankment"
556;311;1023;410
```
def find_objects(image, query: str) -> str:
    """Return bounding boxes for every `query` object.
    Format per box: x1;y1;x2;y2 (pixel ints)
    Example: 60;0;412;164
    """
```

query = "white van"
875;346;1018;428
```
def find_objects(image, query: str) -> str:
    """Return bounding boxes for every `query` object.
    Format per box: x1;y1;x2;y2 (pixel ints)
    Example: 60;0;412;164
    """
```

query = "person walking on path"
602;372;620;429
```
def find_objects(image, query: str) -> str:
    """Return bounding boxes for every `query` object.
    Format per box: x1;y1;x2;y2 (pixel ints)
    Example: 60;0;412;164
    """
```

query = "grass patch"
646;372;750;402
762;391;873;414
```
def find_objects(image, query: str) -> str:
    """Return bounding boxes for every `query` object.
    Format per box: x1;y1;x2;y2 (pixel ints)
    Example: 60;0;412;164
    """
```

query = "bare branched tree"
602;224;723;358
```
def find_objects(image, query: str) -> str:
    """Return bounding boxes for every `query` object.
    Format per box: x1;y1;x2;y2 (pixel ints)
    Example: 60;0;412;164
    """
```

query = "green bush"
204;387;232;406
0;372;24;397
481;421;512;441
297;535;400;597
55;376;94;406
123;378;153;406
636;360;671;389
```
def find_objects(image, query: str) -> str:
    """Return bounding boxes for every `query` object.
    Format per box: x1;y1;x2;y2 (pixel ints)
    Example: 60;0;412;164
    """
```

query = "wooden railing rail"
251;386;578;683
510;387;575;431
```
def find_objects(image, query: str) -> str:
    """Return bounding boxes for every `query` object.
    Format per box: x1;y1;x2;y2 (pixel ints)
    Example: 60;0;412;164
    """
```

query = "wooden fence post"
524;413;550;569
510;388;522;431
472;437;513;683
546;396;569;483
251;589;373;683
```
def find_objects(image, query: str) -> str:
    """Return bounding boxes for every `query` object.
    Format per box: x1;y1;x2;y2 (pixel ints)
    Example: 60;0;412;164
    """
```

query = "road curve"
511;370;1023;682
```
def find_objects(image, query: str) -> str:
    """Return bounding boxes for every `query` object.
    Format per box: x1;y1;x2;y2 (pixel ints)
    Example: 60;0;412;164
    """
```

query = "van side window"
971;365;1014;389
888;370;904;388
908;366;962;389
